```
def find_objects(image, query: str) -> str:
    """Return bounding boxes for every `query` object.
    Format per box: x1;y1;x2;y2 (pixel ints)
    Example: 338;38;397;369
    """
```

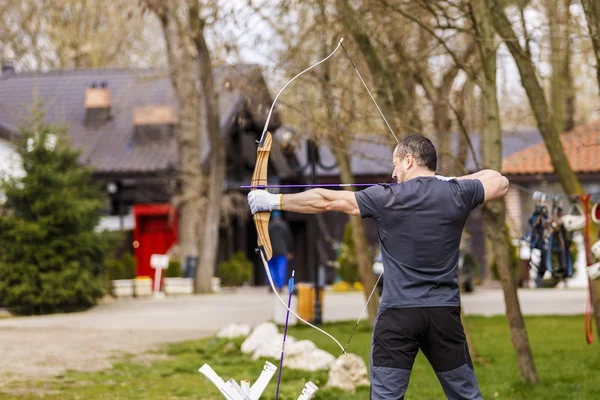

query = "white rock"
252;334;297;360
286;339;317;355
216;324;251;339
241;322;279;354
285;340;336;371
326;353;369;393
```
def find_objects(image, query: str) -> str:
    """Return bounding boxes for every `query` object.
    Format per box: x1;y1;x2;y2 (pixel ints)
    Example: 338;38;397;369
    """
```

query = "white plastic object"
241;380;251;396
249;361;277;400
562;214;586;231
519;240;531;260
223;379;250;400
274;294;298;326
592;241;600;260
588;263;600;280
297;381;319;400
593;202;600;224
530;248;542;267
199;364;234;399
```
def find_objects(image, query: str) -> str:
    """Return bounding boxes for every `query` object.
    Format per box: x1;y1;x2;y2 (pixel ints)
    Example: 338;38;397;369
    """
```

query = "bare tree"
334;0;417;141
581;0;600;96
488;0;600;341
471;0;539;383
188;2;226;294
0;0;164;70
545;0;575;132
143;0;225;293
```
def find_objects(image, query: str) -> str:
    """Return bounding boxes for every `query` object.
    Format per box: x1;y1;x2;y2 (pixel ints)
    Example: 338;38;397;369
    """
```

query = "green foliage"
0;106;108;314
217;252;252;286
164;259;183;278
98;230;130;291
336;222;361;283
104;252;136;281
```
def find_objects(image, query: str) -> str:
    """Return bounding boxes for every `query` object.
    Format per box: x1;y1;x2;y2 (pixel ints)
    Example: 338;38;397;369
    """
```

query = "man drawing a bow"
248;135;509;399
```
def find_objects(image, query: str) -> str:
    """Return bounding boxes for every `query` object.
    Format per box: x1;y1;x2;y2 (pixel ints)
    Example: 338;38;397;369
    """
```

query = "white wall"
0;138;24;181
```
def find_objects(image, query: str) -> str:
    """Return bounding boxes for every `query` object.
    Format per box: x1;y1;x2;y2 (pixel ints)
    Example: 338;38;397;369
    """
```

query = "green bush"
337;222;361;284
99;230;133;290
105;252;136;280
0;107;107;315
165;259;183;278
218;252;253;287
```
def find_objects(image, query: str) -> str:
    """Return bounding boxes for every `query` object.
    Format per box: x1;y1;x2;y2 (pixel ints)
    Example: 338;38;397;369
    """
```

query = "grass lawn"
2;315;600;399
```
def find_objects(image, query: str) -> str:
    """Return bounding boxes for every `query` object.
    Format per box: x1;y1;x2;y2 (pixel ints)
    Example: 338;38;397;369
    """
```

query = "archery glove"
247;190;281;214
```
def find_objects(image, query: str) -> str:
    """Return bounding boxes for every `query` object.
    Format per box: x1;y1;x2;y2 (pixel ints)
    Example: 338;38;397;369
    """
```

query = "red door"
133;204;178;288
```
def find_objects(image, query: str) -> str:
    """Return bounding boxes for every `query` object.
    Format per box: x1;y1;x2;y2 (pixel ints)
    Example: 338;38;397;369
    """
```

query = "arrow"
241;183;394;189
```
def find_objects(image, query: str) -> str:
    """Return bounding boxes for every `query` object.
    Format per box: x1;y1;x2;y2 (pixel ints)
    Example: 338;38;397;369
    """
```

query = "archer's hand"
247;190;281;214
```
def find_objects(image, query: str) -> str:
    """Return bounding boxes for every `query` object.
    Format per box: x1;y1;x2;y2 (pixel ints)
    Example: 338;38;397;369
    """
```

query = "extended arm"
248;189;360;216
456;169;509;203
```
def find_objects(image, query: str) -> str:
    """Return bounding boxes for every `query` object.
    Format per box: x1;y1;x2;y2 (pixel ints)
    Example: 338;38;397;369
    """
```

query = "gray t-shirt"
355;176;485;308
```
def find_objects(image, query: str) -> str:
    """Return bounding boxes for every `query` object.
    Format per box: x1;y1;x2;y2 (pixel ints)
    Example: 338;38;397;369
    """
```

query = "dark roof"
460;128;543;172
293;129;543;178
0;66;281;174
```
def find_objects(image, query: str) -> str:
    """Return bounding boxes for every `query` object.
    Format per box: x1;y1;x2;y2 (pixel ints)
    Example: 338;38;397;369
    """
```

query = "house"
0;63;304;283
502;120;600;287
502;119;600;236
0;122;23;184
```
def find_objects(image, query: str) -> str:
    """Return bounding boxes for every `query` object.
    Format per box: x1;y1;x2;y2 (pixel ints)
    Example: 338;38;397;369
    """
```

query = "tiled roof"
502;120;600;175
0;66;280;174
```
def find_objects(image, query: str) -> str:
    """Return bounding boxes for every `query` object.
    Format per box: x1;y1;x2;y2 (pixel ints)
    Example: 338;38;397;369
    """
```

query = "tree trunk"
581;0;600;95
432;98;453;175
547;0;573;133
474;0;539;383
190;8;226;293
153;3;205;273
484;204;539;383
489;1;582;195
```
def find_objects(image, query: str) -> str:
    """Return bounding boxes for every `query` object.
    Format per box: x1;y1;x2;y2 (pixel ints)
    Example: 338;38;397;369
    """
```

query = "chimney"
85;81;111;126
133;106;177;143
1;60;15;78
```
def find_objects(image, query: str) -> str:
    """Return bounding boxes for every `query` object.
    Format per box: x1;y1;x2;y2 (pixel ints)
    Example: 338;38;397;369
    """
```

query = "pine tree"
0;106;107;315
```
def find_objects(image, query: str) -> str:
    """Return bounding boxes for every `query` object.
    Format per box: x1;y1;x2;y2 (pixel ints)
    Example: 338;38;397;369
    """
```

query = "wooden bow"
250;37;397;355
251;131;273;261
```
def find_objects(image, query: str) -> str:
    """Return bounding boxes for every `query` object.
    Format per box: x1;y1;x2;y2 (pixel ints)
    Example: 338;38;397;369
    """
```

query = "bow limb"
251;131;273;260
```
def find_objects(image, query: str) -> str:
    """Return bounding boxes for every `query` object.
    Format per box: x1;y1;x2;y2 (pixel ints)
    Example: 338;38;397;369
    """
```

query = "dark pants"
267;255;288;289
370;307;483;400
